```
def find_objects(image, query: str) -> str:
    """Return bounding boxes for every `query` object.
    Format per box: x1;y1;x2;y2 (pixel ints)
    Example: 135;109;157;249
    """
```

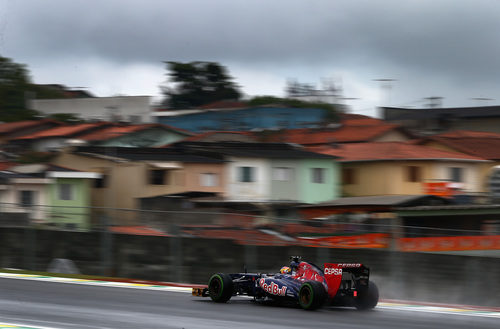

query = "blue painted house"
152;106;329;132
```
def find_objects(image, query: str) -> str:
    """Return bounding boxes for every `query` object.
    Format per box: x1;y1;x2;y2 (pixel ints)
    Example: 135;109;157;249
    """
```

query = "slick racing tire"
208;273;234;303
354;281;379;310
298;281;327;310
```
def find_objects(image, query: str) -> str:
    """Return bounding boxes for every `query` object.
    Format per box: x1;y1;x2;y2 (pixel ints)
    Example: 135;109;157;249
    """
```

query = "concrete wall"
0;227;498;307
30;96;152;123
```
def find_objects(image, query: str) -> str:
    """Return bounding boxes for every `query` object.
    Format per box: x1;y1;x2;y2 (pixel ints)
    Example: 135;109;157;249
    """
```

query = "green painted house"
171;142;341;204
3;164;100;230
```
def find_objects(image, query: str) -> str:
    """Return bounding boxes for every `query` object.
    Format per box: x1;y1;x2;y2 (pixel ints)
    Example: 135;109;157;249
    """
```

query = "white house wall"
226;157;271;201
31;138;67;152
0;182;49;221
30;96;152;123
432;161;482;193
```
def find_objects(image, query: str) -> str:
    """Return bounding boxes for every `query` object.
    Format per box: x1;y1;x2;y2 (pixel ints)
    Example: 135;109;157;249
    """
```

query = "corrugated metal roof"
303;195;450;207
74;146;225;163
171;141;338;159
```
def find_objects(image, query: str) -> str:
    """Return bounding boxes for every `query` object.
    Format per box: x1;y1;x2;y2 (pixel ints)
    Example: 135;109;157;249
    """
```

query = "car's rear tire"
208;273;233;303
298;281;327;310
355;281;379;310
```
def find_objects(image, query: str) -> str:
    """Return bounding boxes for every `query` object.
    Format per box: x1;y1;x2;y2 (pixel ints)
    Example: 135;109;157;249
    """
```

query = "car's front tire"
298;281;327;310
208;273;233;303
354;281;379;310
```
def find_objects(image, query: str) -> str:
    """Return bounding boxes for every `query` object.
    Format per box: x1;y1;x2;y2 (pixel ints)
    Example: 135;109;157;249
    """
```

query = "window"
200;173;218;187
311;168;326;183
406;166;421;182
239;166;255;182
342;168;356;185
19;190;34;207
273;167;293;181
59;184;73;200
149;170;168;185
449;167;463;182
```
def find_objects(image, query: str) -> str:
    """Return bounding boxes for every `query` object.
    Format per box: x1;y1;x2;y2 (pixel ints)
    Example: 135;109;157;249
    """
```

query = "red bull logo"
259;279;287;296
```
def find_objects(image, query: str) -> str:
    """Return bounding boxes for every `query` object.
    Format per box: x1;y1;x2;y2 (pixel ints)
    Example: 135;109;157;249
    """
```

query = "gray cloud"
2;0;500;112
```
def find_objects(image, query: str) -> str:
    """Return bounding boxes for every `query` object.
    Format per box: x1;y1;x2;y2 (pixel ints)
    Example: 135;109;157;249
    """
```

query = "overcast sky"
1;0;500;117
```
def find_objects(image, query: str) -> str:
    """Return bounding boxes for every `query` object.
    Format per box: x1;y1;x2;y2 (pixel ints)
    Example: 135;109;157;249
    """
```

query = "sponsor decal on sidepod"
259;278;287;296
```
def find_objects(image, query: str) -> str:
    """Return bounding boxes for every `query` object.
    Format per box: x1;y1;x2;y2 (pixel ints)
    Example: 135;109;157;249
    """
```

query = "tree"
0;55;38;121
0;55;68;122
161;61;241;109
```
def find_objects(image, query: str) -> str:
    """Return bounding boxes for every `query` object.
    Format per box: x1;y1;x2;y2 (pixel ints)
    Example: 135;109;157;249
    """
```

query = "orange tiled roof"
78;123;190;141
308;142;486;162
13;122;111;140
0;119;61;134
422;130;500;160
261;124;401;144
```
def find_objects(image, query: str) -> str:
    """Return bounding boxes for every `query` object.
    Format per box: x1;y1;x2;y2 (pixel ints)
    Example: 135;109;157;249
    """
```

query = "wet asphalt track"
0;277;498;329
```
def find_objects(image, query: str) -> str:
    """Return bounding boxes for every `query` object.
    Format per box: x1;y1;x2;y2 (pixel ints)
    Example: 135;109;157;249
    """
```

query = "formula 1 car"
192;257;379;310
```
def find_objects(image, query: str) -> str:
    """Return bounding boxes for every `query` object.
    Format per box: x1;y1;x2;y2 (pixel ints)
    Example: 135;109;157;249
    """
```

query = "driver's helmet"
280;266;291;274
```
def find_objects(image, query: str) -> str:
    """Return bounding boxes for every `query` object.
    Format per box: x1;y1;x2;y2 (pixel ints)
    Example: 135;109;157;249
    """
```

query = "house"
52;141;340;226
0;164;99;230
382;105;500;135
76;123;193;147
170;141;341;204
51;146;228;225
255;115;412;146
309;142;488;197
152;105;331;132
29;95;152;123
0;119;63;144
416;130;500;192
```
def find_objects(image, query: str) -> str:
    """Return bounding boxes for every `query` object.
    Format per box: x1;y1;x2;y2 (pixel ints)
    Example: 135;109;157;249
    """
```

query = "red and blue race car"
192;256;379;310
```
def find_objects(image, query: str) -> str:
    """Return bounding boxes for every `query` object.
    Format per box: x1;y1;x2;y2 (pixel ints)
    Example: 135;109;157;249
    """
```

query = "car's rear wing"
323;263;370;298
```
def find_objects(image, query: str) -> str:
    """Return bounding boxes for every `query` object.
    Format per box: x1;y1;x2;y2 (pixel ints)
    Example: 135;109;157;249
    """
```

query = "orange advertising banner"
422;181;454;197
298;233;390;249
399;235;500;252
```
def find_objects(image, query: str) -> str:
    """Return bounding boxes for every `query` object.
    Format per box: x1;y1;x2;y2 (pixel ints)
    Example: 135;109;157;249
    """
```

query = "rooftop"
13;122;112;140
383;105;500;120
0;119;61;135
171;141;338;159
78;123;192;142
74;146;226;163
308;142;487;162
420;130;500;160
256;115;407;144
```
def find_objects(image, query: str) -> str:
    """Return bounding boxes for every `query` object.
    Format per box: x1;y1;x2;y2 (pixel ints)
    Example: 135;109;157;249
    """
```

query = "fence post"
316;247;329;266
24;226;36;270
244;244;257;272
100;214;113;276
169;224;183;283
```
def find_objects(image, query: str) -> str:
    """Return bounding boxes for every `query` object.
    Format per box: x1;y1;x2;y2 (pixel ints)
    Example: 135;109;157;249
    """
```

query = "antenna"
373;78;397;106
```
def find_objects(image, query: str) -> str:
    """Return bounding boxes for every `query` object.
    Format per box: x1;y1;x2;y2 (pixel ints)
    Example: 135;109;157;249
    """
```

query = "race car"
192;256;379;310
